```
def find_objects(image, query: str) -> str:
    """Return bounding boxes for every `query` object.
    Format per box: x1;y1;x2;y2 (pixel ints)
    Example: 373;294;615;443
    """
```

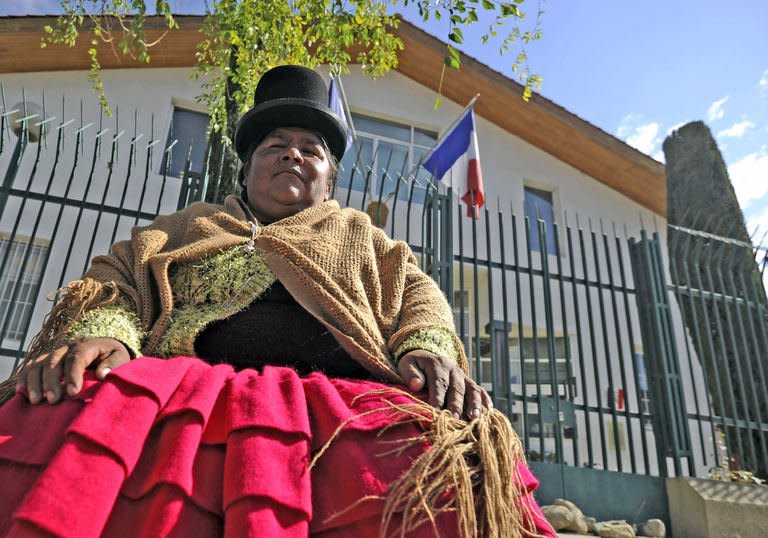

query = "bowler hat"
234;65;347;163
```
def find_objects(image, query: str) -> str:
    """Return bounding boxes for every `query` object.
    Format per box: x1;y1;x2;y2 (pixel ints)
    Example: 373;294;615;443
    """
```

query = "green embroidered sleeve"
154;246;277;357
66;305;144;357
394;327;459;363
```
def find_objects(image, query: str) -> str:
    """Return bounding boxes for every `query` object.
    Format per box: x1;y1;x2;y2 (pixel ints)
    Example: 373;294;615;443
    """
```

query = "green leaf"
445;44;461;69
44;0;543;199
449;27;463;44
500;3;520;17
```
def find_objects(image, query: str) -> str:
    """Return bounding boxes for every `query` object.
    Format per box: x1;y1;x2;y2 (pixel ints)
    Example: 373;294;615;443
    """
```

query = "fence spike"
40;91;47;150
755;230;768;254
79;99;84;156
679;227;694;263
114;106;120;164
98;106;104;159
0;83;7;144
133;109;139;165
60;94;65;152
148;113;156;168
0;107;21;119
690;231;705;266
57;119;75;131
75;121;94;135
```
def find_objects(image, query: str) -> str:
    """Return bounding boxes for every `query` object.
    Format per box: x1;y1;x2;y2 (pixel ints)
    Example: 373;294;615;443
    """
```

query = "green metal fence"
1;94;767;484
667;223;768;477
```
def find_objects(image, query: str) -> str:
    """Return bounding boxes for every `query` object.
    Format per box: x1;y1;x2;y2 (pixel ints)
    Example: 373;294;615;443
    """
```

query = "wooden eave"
0;15;666;215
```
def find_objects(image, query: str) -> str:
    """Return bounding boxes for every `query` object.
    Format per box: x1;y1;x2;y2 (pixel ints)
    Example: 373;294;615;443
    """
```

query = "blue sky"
3;1;768;253
416;1;768;248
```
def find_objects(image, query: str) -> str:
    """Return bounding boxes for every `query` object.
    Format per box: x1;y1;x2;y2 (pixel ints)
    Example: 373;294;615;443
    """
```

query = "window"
0;236;50;345
512;336;571;387
524;186;558;255
161;107;210;179
338;113;438;204
527;420;559;439
472;334;573;392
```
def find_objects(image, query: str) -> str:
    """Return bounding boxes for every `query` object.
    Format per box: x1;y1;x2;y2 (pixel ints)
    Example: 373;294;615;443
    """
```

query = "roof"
0;15;666;215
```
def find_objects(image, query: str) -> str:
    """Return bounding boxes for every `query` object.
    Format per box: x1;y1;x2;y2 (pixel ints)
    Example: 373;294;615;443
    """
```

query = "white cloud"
627;123;661;154
746;206;768;237
760;69;768;88
728;147;768;209
616;115;663;156
666;122;686;136
717;120;756;139
707;96;729;122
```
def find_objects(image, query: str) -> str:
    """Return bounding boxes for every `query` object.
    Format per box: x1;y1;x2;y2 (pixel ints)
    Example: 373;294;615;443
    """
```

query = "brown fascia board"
0;15;203;71
0;15;666;215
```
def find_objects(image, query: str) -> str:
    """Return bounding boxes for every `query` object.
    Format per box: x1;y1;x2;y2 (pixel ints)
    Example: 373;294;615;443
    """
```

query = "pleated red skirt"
0;357;552;537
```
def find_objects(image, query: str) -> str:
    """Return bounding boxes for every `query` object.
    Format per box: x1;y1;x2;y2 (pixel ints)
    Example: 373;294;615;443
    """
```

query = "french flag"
421;107;485;218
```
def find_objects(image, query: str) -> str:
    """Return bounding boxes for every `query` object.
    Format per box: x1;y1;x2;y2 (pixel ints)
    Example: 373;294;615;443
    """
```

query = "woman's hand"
397;349;493;420
17;337;131;405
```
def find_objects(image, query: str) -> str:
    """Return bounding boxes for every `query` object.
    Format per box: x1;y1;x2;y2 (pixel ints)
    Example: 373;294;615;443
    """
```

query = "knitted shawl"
20;196;468;383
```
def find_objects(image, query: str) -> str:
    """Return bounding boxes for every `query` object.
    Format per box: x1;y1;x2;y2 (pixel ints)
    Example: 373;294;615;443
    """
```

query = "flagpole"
335;75;357;146
332;73;376;200
331;72;373;201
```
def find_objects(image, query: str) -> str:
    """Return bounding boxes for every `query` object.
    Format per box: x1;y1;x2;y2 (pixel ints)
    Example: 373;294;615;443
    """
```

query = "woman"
0;65;554;537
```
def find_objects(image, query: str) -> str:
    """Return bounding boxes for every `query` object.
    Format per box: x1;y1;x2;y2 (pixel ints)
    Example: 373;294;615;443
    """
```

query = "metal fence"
666;223;768;477
1;95;767;484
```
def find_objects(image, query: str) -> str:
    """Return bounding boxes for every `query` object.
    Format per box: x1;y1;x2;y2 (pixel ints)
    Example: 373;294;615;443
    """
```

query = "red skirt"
0;357;553;537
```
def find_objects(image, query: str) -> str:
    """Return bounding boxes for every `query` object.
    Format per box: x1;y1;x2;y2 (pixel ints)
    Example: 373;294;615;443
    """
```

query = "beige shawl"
24;196;468;382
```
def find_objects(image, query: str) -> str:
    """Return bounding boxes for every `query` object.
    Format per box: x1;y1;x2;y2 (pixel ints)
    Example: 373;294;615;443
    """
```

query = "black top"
194;281;369;378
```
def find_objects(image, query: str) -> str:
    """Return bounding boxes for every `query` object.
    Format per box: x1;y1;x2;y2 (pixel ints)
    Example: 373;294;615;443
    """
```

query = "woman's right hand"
17;337;131;405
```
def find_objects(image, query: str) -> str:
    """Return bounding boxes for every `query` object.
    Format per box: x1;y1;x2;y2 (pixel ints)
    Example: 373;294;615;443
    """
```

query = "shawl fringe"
314;388;547;538
0;278;121;404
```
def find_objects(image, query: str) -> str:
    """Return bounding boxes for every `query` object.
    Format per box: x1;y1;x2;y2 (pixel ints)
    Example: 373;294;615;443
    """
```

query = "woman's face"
242;127;332;223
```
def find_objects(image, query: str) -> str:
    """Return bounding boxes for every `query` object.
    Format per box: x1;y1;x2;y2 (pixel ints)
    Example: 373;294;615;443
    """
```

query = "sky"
415;1;768;256
2;1;767;265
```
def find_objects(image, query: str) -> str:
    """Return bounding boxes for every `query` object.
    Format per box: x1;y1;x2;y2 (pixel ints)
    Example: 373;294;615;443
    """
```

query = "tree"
43;0;542;201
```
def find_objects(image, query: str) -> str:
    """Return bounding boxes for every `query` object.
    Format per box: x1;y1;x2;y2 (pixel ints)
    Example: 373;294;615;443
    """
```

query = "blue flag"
328;76;353;151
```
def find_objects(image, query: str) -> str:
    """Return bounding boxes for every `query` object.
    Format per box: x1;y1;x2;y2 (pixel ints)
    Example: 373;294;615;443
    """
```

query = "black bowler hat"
234;65;347;163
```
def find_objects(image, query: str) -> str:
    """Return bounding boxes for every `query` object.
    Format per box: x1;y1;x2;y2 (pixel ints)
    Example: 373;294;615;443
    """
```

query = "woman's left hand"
397;350;493;420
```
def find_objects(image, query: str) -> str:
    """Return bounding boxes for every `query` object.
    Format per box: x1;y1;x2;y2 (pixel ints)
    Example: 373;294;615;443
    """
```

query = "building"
2;14;745;526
